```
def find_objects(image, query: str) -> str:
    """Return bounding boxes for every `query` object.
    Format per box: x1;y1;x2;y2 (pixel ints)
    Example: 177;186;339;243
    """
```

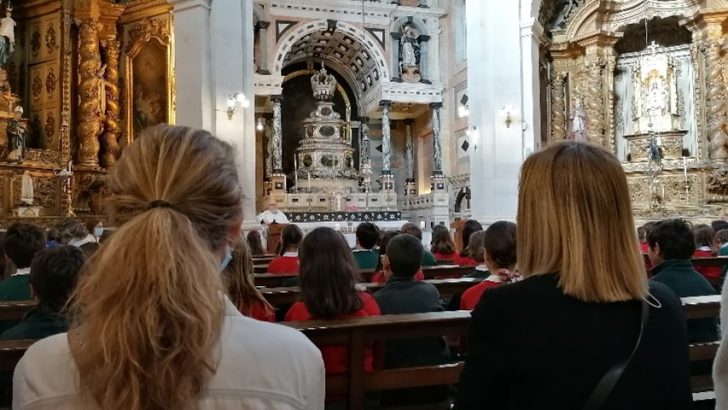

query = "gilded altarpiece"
544;0;728;221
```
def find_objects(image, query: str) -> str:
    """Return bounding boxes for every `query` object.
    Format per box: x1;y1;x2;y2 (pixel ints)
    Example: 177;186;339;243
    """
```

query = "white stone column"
520;17;544;155
390;33;402;82
467;0;530;223
380;100;392;175
418;35;431;84
256;21;270;74
168;0;213;131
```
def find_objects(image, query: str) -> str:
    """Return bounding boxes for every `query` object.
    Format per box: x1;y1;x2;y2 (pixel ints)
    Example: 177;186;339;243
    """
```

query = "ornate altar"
543;0;728;220
0;0;173;228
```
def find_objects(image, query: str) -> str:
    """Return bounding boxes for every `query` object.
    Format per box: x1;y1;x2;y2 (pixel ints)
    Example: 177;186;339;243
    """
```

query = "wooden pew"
0;301;35;322
255;265;476;287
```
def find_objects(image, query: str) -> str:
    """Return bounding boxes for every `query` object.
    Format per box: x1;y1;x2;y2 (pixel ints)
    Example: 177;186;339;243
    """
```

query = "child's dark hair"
484;221;517;269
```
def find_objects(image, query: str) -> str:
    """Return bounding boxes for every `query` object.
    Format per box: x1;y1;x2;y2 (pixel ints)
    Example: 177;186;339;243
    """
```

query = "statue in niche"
20;170;33;205
569;98;587;141
399;23;421;83
0;5;15;68
6;106;25;162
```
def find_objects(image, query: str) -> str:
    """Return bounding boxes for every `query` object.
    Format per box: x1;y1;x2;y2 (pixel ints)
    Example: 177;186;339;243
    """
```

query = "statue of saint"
0;6;15;68
20;170;33;205
400;24;419;68
569;98;587;141
6;106;25;162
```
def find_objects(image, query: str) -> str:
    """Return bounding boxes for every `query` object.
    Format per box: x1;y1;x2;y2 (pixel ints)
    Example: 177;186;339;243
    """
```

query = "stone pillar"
390;32;402;82
550;72;567;140
520;18;544;153
404;119;416;196
418;34;431;84
76;20;102;168
430;102;443;176
168;0;213;131
359;116;370;166
100;38;121;168
380;100;392;175
271;96;283;172
256;21;270;74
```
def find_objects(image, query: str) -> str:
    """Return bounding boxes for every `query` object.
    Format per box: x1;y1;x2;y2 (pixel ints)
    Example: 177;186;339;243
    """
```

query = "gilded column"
76;21;102;168
271;96;283;172
100;39;121;168
380;100;392;175
550;72;566;140
583;55;606;146
703;40;728;160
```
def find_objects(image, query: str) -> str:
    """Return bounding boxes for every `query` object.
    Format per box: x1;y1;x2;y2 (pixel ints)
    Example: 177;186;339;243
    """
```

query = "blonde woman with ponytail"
13;125;324;410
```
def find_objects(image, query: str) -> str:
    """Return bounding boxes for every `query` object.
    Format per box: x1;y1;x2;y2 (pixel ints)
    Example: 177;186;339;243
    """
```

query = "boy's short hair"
356;222;380;249
30;246;86;312
712;220;728;233
386;234;423;278
647;219;695;260
717;229;728;246
400;223;423;240
3;223;46;269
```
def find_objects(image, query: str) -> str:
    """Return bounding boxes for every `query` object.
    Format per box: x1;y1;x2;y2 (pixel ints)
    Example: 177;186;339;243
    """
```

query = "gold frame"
123;16;175;144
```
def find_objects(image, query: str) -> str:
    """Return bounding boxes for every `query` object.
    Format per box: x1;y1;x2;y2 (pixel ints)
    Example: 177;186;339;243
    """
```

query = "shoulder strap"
582;299;649;410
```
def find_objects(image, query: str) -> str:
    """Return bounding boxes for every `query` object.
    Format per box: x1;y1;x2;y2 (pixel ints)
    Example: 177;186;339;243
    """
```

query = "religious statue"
569;98;586;141
399;23;421;82
6;105;25;162
0;5;15;69
20;170;33;205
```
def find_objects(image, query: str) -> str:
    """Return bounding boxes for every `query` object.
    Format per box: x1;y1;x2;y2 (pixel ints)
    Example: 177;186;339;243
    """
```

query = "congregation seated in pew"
352;222;380;270
457;219;482;267
285;227;381;377
0;224;45;307
267;224;303;275
223;238;275;322
646;219;719;343
374;233;451;407
401;223;438;267
693;224;723;283
371;230;424;284
430;225;458;264
460;222;520;311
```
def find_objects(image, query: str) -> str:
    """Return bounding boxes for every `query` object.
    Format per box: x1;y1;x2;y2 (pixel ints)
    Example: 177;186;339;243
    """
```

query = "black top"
650;259;719;343
455;274;692;410
374;276;451;368
0;307;68;340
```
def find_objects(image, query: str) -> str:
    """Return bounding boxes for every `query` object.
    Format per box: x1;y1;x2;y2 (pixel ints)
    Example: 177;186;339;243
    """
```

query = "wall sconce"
225;93;250;120
256;117;264;131
499;105;517;128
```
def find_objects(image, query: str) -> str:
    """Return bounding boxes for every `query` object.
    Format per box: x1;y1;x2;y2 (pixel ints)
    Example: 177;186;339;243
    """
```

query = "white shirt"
13;297;325;410
257;209;290;225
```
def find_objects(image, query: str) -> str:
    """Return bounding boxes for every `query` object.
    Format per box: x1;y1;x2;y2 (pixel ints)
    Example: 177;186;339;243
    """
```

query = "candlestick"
307;171;311;192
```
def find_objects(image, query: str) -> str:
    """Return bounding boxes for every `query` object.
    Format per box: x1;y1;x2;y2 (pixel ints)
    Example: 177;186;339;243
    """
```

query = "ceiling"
282;28;381;96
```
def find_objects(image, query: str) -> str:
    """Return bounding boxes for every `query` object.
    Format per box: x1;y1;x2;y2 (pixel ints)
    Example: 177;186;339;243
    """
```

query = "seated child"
401;223;437;266
461;221;520;310
223;239;275;322
352;222;380;270
370;230;424;284
430;225;457;262
456;220;482;266
267;224;303;274
0;223;46;302
692;224;722;285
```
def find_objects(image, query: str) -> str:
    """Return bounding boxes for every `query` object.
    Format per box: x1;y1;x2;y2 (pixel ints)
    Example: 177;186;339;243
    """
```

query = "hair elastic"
148;200;173;210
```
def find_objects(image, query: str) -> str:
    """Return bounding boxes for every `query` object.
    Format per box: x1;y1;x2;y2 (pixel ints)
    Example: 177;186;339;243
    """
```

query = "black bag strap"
582;299;650;410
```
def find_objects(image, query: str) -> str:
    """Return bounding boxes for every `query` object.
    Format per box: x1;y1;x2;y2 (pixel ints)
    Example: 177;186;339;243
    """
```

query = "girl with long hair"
268;224;304;274
430;225;457;262
455;141;691;409
457;219;482;266
13;125;324;410
245;229;266;256
223;237;275;322
285;227;381;375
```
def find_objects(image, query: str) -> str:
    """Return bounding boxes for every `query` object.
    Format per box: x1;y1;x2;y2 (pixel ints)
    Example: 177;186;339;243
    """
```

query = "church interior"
0;0;728;409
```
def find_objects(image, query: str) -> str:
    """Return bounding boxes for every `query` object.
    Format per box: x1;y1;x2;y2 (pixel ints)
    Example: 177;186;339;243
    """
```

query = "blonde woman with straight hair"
455;141;691;410
13;125;324;410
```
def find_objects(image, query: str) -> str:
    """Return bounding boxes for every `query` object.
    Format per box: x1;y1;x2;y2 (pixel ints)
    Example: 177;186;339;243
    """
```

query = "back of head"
647;219;695;260
637;227;646;242
484;221;517;269
460;219;483;256
717;229;728;246
401;222;422;240
693;224;717;253
712;220;728;233
279;224;304;255
246;230;266;255
69;124;242;410
518;141;647;302
79;241;100;258
468;231;487;263
30;246;86;313
299;227;361;318
386;234;423;277
224;236;271;315
376;230;401;271
431;225;455;254
356;222;380;249
54;219;88;244
3;223;46;269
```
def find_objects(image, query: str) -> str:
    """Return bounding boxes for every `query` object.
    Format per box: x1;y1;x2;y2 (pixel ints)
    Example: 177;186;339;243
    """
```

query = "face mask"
94;227;104;238
220;245;233;271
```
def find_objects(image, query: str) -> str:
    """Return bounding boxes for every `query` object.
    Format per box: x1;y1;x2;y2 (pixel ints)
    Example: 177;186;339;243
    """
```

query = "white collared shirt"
12;267;30;277
13;297;325;410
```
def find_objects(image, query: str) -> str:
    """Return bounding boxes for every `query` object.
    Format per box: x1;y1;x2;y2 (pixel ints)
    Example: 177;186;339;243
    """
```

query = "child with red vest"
692;224;722;285
267;224;303;275
461;221;521;310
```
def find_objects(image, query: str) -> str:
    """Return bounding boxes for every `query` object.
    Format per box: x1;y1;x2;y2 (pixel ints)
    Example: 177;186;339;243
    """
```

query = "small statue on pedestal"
20;170;33;205
0;4;15;69
6;105;25;162
399;23;421;83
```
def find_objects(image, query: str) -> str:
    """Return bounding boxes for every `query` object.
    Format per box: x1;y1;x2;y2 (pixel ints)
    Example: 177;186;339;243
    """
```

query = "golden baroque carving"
126;17;171;53
30;28;41;58
76;21;102;168
582;55;606;146
703;41;728;160
707;168;728;196
34;177;57;208
24;148;63;164
45;25;58;55
45;112;56;142
100;40;121;168
45;70;56;97
550;72;567;140
32;72;42;99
